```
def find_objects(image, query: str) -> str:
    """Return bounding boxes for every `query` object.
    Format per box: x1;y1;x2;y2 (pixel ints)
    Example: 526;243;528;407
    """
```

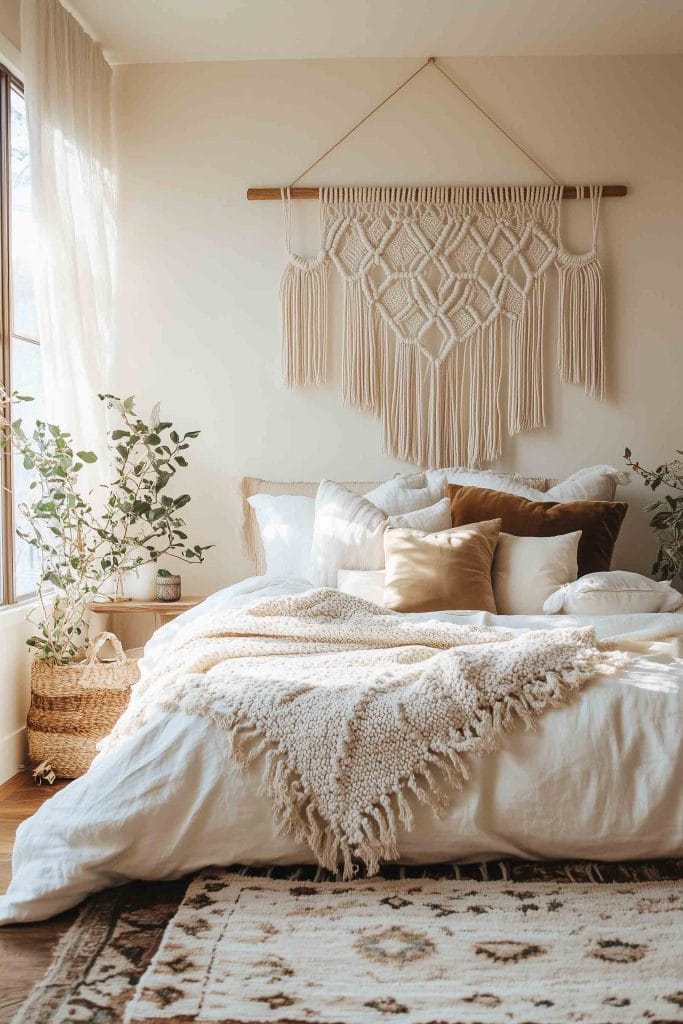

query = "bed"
1;573;682;924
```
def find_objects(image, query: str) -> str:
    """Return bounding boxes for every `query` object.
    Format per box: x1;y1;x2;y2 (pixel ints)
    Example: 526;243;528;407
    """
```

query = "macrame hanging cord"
279;60;607;468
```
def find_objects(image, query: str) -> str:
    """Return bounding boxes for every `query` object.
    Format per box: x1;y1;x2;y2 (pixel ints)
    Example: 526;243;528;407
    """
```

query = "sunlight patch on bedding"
617;656;683;694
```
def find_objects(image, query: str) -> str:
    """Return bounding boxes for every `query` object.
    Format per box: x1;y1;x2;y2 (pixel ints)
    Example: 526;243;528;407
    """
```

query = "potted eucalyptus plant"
0;389;213;777
0;390;212;663
624;446;683;583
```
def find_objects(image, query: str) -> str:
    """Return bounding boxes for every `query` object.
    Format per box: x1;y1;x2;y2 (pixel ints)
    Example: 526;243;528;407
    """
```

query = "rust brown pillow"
447;485;627;576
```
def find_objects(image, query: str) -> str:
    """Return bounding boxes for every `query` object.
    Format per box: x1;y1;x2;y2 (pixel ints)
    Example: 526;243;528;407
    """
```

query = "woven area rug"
14;861;683;1024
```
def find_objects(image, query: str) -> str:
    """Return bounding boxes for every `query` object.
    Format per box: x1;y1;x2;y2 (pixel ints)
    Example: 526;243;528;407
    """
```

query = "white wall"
0;606;33;782
110;55;683;594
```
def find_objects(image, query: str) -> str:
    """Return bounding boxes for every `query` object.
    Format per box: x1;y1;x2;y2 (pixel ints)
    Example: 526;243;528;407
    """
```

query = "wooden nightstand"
88;596;204;633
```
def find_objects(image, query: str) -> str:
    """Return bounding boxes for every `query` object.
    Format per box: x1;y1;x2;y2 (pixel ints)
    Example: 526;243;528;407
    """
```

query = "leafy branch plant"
624;446;683;583
0;390;212;664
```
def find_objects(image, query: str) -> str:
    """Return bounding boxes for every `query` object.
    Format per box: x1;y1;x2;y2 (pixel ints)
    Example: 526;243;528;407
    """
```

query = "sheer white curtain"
21;0;115;476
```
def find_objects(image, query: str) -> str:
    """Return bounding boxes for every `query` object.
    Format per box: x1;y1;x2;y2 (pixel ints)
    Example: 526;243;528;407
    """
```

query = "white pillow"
364;473;442;514
545;465;630;502
425;467;546;500
426;464;627;503
247;494;315;580
543;571;683;616
337;569;386;605
492;532;581;615
311;480;452;586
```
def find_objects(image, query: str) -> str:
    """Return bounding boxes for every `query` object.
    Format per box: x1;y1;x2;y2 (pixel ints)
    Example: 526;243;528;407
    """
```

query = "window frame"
0;62;34;606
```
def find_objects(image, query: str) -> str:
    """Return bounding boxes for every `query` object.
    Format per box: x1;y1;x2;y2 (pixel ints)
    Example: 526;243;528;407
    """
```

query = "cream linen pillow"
383;520;501;613
311;480;452;587
492;531;581;615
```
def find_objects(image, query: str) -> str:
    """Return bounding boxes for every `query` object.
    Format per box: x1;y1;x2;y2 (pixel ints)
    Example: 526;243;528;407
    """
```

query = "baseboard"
0;726;27;786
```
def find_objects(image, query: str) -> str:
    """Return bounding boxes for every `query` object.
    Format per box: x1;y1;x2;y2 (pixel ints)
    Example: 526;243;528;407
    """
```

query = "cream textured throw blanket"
105;590;621;878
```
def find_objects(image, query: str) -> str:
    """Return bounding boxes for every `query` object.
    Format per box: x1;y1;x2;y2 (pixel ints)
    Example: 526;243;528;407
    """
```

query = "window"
0;64;43;604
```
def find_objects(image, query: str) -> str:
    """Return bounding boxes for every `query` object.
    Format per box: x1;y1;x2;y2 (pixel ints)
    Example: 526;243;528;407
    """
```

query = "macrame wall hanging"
248;58;627;468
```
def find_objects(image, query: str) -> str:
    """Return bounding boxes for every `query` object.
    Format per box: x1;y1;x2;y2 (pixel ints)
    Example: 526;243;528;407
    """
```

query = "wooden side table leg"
154;612;162;631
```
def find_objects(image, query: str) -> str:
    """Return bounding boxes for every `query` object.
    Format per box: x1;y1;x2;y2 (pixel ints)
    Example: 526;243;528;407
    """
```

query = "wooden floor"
0;772;74;1023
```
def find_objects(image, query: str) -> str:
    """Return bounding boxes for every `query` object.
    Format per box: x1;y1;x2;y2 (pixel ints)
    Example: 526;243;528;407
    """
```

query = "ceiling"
67;0;683;64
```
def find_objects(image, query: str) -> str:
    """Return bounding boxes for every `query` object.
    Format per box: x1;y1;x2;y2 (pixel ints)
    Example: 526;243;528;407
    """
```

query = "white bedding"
2;575;682;924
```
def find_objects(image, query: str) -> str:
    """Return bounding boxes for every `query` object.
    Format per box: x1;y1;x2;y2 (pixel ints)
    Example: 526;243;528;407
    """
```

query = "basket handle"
87;631;127;665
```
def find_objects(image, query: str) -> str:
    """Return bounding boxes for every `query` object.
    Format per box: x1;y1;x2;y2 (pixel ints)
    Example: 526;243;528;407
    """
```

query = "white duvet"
2;576;683;924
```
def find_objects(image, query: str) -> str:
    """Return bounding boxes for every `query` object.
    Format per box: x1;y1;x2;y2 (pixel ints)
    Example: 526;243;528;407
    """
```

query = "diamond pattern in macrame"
325;199;557;362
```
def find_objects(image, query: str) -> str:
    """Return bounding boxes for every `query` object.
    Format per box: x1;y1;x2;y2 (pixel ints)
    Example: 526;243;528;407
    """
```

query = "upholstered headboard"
241;474;557;575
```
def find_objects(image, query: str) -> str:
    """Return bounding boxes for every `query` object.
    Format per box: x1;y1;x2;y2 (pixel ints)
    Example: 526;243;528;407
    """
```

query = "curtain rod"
247;185;627;201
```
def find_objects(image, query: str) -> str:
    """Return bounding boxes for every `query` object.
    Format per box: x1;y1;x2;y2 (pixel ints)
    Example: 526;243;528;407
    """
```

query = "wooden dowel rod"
247;185;627;201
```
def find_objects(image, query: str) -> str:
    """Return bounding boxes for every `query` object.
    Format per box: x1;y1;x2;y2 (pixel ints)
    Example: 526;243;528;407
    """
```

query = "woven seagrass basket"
27;632;140;779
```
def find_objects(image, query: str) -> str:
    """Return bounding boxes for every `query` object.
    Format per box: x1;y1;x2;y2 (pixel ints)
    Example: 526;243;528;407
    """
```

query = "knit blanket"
104;589;622;878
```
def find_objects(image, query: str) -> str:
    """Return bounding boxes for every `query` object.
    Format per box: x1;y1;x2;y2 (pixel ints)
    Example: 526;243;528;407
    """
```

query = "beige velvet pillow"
383;520;501;613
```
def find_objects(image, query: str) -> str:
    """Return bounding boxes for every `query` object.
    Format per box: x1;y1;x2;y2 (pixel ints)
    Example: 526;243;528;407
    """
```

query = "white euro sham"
247;494;315;579
425;464;626;503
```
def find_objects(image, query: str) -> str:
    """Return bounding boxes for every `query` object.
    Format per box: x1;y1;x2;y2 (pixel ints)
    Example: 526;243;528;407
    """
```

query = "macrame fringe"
442;342;465;468
281;255;328;388
342;278;380;410
467;320;502;466
508;275;546;434
371;325;503;469
557;256;605;401
379;334;425;465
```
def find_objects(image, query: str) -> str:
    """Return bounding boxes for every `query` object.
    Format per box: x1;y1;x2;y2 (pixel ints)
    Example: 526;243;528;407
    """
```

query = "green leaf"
111;429;129;440
77;450;98;464
145;434;161;446
175;456;188;467
175;494;191;509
